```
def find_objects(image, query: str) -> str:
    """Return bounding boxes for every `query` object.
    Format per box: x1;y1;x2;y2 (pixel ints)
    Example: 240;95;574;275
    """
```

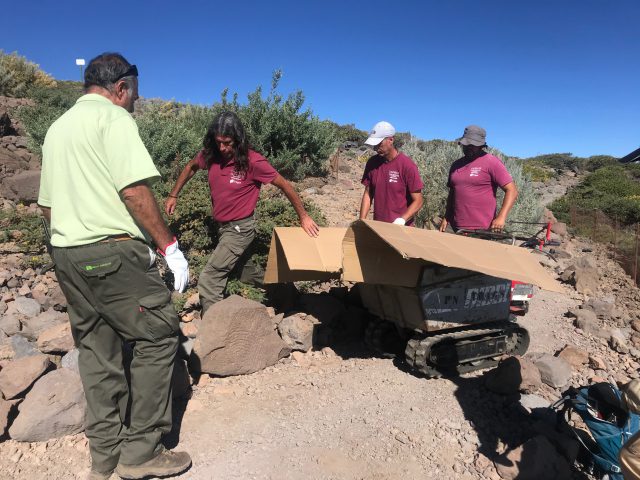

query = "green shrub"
1;209;46;252
522;162;555;182
234;71;339;181
16;81;83;156
522;152;618;173
550;165;640;225
0;50;57;98
404;139;542;233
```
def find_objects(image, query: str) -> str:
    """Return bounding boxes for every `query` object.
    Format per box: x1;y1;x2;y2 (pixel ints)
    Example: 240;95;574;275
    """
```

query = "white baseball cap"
364;121;396;146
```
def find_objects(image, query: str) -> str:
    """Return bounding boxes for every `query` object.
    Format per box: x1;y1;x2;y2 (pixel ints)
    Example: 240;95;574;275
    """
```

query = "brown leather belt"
99;234;134;243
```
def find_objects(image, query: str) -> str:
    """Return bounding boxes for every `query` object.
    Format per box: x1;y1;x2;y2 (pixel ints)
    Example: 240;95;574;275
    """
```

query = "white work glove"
392;218;406;226
160;238;189;292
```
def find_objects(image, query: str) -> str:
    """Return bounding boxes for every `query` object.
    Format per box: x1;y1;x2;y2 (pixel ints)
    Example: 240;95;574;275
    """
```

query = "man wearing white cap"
440;125;518;233
359;121;423;226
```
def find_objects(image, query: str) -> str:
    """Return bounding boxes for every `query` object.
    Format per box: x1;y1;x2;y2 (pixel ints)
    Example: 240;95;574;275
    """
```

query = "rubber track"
405;321;529;378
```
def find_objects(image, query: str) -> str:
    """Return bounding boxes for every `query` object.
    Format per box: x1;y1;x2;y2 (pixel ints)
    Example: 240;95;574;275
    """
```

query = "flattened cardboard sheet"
264;220;562;293
342;220;563;292
263;227;346;283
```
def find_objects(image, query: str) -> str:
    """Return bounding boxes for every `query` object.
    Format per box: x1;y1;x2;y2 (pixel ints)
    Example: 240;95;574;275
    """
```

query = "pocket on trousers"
75;255;122;278
138;290;179;341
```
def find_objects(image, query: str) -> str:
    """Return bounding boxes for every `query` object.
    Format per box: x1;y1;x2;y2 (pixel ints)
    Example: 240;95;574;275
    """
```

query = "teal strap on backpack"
553;383;640;480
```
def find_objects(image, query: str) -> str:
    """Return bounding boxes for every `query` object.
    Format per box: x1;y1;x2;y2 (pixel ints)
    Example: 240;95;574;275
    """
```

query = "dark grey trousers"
52;239;179;473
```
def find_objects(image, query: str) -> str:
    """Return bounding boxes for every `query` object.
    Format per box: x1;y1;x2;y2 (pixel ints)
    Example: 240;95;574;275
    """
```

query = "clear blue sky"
4;0;639;158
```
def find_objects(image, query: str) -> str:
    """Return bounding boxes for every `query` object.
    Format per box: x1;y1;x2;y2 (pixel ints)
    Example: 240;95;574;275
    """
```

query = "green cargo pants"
52;238;179;473
198;215;257;313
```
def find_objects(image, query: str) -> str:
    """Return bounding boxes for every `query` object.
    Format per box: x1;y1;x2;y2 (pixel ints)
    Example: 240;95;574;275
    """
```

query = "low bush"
0;209;45;253
16;81;83;156
550;165;640;225
0;50;57;98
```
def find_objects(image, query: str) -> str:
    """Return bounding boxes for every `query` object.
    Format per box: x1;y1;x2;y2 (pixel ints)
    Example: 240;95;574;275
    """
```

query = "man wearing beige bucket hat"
440;125;518;233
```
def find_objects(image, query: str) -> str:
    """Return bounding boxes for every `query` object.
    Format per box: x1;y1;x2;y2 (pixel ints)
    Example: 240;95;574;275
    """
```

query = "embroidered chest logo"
469;167;482;177
229;171;245;184
388;170;400;183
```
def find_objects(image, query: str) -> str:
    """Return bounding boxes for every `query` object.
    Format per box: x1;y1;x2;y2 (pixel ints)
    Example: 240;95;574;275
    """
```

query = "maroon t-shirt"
194;149;278;222
447;153;513;230
361;152;423;225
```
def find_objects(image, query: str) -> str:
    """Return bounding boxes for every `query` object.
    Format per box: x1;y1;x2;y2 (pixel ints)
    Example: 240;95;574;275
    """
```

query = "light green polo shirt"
38;94;160;247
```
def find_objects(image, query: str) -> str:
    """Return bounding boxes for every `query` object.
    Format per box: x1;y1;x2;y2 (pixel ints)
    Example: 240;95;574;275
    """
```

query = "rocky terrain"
0;98;638;480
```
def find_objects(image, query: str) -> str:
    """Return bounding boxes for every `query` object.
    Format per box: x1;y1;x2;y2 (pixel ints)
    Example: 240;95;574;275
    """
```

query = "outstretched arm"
164;158;200;215
271;174;319;237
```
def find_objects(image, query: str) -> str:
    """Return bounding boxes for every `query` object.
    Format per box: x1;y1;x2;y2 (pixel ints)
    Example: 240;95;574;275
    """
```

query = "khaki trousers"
198;215;257;313
52;239;179;473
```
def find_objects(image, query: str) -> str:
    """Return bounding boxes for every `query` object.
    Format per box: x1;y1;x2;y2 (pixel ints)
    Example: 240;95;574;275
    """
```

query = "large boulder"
0;170;41;203
192;295;290;376
485;356;542;395
494;435;572;480
0;354;51;399
9;368;86;441
535;354;572;388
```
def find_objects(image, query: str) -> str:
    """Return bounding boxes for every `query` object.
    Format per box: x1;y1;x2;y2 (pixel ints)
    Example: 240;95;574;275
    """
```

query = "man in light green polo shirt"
38;53;191;480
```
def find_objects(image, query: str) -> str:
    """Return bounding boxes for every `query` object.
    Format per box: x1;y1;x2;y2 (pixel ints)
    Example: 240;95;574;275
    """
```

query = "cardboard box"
265;219;562;293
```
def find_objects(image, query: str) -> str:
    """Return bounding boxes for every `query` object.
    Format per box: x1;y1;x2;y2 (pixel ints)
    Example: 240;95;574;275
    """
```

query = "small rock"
519;394;551;413
0;354;51;399
535;354;572;388
61;349;80;373
573;309;600;336
588;355;607;370
556;345;588;369
610;329;629;354
10;335;40;359
277;313;314;352
485;356;542;395
13;296;41;318
37;322;74;353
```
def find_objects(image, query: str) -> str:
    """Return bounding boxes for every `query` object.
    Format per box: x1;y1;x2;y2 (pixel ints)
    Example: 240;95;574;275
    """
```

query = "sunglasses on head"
112;65;138;83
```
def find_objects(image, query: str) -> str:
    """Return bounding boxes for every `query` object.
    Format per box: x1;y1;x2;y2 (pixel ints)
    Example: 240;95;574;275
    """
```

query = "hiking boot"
115;449;192;479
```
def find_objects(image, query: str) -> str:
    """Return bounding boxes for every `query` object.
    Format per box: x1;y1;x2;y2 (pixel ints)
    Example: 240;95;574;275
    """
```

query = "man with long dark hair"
38;53;191;480
165;111;319;313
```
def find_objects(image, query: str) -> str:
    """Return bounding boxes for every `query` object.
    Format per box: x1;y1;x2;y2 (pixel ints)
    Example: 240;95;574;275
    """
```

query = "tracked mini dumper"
264;220;562;378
